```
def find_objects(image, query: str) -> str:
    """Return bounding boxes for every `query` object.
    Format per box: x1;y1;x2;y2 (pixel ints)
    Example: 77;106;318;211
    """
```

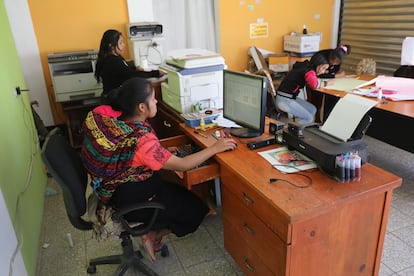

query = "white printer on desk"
127;22;164;70
160;48;225;113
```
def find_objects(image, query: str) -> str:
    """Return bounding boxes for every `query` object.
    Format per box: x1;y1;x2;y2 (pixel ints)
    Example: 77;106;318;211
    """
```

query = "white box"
160;65;223;113
283;34;320;53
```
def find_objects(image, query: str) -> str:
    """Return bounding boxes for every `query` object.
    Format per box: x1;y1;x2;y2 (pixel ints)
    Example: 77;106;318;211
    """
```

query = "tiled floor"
36;135;414;276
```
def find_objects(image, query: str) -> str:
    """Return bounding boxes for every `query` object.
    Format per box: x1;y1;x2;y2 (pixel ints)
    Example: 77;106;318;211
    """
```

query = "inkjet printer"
282;115;372;176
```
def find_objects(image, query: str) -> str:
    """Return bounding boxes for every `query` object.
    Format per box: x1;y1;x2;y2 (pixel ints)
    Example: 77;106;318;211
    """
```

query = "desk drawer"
151;102;183;139
160;135;219;189
222;185;287;275
224;218;274;276
221;166;291;243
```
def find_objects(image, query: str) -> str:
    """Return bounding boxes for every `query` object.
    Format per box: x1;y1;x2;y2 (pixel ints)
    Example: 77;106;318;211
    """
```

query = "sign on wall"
250;22;269;39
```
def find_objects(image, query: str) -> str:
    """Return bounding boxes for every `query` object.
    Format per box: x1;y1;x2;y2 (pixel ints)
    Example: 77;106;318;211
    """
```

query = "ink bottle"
200;118;205;131
302;25;308;35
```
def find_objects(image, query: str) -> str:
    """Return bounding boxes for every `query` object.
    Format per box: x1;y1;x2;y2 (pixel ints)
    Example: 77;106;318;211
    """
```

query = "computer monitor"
223;70;268;138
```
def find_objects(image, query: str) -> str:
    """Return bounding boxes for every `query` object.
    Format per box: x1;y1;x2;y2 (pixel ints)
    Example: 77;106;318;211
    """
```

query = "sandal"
141;234;156;261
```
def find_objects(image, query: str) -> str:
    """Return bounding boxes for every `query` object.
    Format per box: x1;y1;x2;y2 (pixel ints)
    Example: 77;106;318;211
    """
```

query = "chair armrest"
112;202;165;237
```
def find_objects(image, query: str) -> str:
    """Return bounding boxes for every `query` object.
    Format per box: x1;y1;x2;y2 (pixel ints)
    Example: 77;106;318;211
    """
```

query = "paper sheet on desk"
258;147;317;173
320;94;377;141
212;115;241;128
324;77;370;92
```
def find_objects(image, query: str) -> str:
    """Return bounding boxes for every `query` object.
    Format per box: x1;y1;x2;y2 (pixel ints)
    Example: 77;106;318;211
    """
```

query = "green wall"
0;1;48;275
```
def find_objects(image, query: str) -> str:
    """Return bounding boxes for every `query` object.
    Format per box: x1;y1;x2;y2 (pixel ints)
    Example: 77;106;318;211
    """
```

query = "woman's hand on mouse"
212;138;237;153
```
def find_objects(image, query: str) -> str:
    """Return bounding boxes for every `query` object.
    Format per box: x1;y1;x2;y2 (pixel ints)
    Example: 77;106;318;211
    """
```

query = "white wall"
0;189;27;276
5;0;54;126
331;0;341;48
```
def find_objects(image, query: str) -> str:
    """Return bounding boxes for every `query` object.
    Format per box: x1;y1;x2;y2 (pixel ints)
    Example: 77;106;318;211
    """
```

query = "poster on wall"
250;22;268;39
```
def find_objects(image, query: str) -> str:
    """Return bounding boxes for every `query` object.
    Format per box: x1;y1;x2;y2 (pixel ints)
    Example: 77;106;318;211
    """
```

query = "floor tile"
381;233;414;273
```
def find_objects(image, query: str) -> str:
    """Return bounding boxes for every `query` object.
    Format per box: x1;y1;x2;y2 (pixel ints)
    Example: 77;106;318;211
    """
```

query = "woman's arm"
162;138;237;171
304;70;319;89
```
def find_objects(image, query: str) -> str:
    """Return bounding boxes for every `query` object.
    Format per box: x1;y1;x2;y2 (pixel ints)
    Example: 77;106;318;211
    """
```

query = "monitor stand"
230;127;262;138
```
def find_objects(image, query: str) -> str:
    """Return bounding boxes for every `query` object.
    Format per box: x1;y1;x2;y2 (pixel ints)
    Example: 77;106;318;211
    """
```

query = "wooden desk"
180;122;401;276
314;75;414;153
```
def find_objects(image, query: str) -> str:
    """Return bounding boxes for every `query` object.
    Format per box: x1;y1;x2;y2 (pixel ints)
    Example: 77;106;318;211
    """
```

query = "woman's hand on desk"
335;71;346;78
322;79;335;87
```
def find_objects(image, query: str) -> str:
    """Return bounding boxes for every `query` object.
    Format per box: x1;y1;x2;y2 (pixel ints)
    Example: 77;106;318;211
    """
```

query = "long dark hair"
106;77;153;118
309;54;329;69
95;29;122;82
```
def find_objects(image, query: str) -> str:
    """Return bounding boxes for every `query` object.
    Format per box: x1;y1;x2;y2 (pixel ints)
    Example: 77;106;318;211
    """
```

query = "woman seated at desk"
275;55;333;124
310;44;352;78
305;45;351;122
81;77;237;261
95;29;164;97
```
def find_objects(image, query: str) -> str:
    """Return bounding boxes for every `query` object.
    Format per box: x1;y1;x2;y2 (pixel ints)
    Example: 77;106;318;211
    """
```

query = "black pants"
110;173;209;237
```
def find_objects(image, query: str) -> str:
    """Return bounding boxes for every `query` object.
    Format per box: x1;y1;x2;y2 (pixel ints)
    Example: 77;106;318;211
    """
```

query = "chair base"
87;235;167;276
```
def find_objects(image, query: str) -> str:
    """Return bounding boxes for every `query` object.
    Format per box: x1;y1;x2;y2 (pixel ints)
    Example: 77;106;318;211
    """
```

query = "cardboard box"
268;54;289;72
283;34;320;53
288;55;310;70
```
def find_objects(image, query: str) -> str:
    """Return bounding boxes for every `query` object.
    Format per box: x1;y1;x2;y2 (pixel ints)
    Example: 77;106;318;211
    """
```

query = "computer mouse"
204;109;213;115
225;141;237;151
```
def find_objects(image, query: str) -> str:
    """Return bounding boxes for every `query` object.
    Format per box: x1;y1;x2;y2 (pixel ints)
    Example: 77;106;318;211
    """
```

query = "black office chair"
41;129;167;275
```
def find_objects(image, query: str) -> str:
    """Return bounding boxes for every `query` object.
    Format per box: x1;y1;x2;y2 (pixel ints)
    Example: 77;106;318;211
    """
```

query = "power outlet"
14;86;21;96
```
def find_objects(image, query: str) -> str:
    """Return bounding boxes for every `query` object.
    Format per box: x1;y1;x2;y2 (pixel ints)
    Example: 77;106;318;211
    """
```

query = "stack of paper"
320;94;377;141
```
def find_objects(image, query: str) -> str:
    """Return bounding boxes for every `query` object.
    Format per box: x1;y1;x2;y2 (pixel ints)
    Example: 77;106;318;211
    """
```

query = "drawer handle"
163;121;171;128
243;257;256;272
243;223;255;236
242;192;254;205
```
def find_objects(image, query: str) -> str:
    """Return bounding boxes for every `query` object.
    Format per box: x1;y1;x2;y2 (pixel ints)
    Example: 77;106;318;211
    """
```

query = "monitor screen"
223;70;267;138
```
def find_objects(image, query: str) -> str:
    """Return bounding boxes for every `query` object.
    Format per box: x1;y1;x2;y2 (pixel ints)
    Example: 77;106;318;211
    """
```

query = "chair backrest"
41;129;92;230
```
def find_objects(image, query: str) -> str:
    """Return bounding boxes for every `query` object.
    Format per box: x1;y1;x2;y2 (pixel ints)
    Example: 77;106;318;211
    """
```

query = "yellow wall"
28;0;334;124
28;0;132;124
219;0;335;71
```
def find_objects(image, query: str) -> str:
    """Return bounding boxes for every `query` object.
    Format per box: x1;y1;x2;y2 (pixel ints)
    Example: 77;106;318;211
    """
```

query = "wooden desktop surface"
317;75;414;119
180;121;402;275
181;122;401;221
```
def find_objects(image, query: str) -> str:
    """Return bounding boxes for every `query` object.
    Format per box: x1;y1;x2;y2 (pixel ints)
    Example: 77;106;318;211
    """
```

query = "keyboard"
176;143;208;167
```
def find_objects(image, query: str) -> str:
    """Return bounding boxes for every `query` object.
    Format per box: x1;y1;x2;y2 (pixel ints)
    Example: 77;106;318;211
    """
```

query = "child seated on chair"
81;77;237;261
275;55;333;124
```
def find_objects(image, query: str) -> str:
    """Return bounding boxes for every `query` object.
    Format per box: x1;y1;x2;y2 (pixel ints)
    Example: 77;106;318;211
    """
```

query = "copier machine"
160;49;226;113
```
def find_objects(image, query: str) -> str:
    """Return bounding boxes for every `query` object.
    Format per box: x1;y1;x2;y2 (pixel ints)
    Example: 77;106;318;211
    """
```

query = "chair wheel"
87;265;96;274
160;244;169;257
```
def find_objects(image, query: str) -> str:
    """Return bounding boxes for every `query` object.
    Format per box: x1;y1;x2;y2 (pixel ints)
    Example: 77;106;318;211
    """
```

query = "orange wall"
28;0;132;124
219;0;335;71
28;0;334;124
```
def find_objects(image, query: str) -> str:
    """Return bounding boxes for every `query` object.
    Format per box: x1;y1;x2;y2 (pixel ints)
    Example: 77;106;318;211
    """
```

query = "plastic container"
181;112;220;128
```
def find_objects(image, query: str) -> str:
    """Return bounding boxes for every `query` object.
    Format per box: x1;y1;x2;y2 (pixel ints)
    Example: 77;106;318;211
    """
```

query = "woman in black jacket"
95;29;163;96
